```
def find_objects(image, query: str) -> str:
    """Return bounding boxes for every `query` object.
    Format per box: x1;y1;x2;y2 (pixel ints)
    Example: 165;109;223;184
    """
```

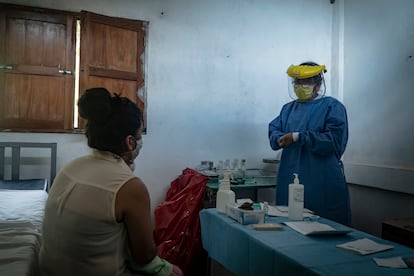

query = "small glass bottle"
263;201;269;222
240;159;246;177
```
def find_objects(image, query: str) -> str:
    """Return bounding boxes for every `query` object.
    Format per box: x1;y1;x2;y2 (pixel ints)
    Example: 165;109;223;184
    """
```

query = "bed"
0;142;57;276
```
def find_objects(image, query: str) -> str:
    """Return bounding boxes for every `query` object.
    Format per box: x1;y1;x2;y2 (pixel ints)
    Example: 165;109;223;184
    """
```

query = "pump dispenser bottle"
216;171;235;214
288;173;304;220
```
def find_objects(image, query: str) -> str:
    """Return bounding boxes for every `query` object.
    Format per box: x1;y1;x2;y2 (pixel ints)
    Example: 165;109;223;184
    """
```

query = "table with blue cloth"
200;208;414;276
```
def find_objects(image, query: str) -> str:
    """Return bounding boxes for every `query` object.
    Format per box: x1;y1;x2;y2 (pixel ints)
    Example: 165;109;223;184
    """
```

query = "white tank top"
39;149;139;276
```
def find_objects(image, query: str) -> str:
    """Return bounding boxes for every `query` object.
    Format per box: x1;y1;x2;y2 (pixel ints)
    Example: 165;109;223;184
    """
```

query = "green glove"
128;255;173;276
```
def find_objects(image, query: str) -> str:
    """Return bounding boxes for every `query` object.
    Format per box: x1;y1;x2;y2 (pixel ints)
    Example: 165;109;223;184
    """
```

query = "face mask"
294;84;315;100
129;138;143;171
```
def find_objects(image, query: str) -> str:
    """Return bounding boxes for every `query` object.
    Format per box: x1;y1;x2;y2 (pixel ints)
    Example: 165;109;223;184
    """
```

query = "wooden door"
0;5;75;131
79;11;147;130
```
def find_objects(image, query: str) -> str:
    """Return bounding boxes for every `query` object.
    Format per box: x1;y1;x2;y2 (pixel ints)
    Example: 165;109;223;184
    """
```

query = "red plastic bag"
154;168;208;275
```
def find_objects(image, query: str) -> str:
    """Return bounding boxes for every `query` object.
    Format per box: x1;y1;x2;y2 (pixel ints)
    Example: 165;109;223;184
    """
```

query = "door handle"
58;69;73;75
0;64;13;70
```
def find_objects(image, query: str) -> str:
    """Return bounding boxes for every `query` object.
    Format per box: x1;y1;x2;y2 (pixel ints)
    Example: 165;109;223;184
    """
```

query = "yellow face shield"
286;63;327;100
287;64;326;79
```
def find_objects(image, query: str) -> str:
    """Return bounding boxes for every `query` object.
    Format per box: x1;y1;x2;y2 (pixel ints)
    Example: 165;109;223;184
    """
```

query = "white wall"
1;0;334;210
341;0;414;236
342;0;414;192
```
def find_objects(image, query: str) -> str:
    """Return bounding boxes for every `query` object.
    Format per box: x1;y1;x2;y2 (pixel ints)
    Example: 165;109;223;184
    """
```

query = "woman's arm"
116;178;157;264
115;178;183;276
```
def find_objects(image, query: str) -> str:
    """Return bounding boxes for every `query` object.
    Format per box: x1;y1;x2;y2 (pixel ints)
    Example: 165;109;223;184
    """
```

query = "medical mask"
294;84;315;100
129;138;143;171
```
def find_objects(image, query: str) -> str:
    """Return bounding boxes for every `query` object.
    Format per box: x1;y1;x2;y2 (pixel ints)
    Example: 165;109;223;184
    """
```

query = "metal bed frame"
0;142;57;191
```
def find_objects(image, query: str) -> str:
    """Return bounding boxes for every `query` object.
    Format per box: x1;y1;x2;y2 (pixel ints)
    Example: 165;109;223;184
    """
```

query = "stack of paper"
373;256;408;268
267;205;317;218
336;238;394;255
284;221;351;236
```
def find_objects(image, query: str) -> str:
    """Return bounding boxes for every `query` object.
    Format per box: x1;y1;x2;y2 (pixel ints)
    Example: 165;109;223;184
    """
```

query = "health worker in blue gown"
268;61;351;226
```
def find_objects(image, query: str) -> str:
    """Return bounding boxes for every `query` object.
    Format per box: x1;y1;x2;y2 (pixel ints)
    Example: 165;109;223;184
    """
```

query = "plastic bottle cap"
293;173;299;184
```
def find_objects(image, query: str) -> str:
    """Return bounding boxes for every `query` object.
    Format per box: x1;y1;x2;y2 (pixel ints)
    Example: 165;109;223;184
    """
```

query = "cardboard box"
226;204;265;225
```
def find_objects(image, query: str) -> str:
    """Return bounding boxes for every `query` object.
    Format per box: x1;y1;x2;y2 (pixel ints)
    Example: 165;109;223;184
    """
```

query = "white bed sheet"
0;190;48;276
0;190;48;231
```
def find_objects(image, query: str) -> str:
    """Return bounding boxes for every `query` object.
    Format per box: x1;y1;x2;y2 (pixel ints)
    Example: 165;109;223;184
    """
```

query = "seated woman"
39;88;182;276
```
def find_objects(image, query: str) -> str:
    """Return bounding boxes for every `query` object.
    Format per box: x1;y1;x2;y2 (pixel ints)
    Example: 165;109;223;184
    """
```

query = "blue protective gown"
268;96;351;225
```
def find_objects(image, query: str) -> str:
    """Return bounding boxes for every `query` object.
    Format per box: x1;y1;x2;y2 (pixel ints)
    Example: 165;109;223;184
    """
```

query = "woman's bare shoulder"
115;177;150;222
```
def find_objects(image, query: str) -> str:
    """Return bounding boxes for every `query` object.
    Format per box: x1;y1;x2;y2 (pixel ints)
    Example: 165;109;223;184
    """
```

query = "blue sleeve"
298;100;348;158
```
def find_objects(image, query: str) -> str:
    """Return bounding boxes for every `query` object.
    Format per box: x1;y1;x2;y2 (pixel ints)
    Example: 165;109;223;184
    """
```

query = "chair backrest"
0;142;57;190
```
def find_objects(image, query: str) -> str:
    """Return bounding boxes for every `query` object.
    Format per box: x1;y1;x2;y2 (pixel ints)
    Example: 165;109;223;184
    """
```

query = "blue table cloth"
200;208;414;276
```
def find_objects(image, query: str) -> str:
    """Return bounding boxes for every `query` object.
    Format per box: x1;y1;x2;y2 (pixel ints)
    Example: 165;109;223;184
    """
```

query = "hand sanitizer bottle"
216;171;235;214
288;173;304;220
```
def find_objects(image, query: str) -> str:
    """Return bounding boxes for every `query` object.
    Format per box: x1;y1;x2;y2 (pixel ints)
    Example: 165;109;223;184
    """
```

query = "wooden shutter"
0;4;75;131
79;11;147;130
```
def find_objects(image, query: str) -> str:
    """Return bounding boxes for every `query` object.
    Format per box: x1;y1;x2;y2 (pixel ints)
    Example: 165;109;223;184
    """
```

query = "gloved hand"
170;264;183;276
128;255;183;276
278;133;294;147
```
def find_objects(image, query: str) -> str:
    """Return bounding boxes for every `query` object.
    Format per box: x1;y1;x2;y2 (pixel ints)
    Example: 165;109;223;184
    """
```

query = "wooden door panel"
80;11;147;130
85;76;141;107
5;14;67;67
0;5;75;131
1;74;66;129
3;64;67;77
88;67;138;81
89;22;137;72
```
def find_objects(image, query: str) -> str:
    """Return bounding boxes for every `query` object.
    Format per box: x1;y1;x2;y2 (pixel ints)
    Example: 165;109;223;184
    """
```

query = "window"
0;4;147;133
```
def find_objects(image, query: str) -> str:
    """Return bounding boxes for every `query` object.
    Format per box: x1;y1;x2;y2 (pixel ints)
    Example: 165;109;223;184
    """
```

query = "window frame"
0;3;148;133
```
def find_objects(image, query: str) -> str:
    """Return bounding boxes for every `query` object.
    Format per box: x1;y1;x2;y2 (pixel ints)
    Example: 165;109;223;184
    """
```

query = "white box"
226;204;265;225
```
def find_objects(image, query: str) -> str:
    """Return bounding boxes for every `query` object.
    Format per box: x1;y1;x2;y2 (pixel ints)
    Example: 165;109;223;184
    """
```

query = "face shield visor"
286;64;327;101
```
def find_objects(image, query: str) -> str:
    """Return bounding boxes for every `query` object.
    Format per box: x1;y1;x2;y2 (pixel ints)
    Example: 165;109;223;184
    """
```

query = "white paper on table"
267;205;316;218
336;238;394;255
373;256;408;268
284;221;352;236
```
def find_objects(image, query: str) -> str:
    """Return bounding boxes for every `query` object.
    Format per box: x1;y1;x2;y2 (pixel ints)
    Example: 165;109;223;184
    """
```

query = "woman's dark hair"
78;87;142;156
300;61;326;85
